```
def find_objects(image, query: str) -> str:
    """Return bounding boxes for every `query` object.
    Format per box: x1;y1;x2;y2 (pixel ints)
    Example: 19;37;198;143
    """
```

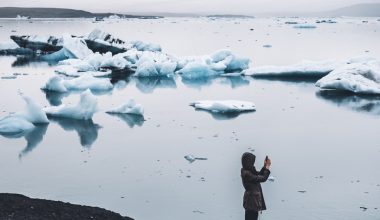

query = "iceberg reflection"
134;76;177;93
316;90;380;115
49;117;101;148
107;113;145;128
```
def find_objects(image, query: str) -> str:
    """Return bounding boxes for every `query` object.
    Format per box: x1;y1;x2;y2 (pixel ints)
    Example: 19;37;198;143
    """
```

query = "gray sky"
1;0;380;14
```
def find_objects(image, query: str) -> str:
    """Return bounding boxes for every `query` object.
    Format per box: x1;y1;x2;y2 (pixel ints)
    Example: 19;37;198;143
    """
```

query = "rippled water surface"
0;17;380;220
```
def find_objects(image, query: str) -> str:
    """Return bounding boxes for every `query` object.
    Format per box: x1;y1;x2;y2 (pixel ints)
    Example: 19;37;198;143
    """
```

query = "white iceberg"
42;75;113;92
44;90;98;120
0;96;49;134
62;34;93;60
0;117;35;135
190;100;256;113
128;40;162;52
106;99;144;115
316;60;380;94
15;96;50;124
243;60;340;77
135;57;177;77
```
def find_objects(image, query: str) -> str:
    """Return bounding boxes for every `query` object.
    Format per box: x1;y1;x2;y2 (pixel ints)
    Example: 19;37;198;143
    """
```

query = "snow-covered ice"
44;90;98;120
243;60;339;77
316;60;380;94
42;75;113;92
106;99;144;116
190;100;256;113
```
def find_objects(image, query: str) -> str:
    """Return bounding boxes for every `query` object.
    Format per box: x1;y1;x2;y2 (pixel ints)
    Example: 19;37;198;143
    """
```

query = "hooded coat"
241;153;270;211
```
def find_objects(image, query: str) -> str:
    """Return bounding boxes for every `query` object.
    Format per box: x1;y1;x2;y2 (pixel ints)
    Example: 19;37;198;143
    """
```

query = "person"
241;152;271;220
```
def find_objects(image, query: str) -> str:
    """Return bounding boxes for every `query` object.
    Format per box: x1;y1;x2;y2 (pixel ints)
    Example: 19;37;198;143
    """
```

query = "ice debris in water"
190;100;256;113
243;60;340;77
44;90;97;120
0;96;49;135
42;74;113;92
184;155;208;163
62;34;94;59
293;24;317;29
316;59;380;94
0;40;19;50
268;176;275;182
106;99;144;116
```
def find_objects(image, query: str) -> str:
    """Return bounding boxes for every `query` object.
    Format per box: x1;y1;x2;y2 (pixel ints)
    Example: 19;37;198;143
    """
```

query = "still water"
0;17;380;220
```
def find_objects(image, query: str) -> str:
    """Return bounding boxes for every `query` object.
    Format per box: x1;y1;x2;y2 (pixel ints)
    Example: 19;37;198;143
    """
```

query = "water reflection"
219;76;250;88
43;90;69;106
0;124;48;159
18;124;48;159
181;76;214;89
107;113;145;128
11;55;61;67
134;76;177;93
251;75;321;84
181;75;251;89
49;117;101;148
194;109;255;120
316;90;380;115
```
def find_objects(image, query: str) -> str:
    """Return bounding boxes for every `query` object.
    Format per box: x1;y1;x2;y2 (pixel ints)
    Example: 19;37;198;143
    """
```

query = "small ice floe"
293;24;317;29
243;60;340;77
284;21;298;24
178;49;250;79
44;90;97;120
268;176;275;182
134;55;177;77
184;155;208;163
0;96;49;135
316;19;337;24
262;44;272;48
316;59;380;94
42;74;113;93
106;99;144;116
190;100;256;113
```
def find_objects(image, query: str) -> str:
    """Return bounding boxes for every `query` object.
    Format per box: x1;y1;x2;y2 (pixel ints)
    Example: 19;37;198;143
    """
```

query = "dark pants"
245;210;258;220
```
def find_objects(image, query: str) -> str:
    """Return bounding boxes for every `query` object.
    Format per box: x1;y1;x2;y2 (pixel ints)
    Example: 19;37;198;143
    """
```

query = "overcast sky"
1;0;380;14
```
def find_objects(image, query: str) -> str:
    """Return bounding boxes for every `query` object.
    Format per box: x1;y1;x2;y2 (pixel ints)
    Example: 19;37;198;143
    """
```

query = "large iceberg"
106;99;144;115
42;75;113;92
316;60;380;94
190;100;256;113
44;90;98;120
10;35;63;53
243;60;340;77
85;29;126;54
61;35;93;59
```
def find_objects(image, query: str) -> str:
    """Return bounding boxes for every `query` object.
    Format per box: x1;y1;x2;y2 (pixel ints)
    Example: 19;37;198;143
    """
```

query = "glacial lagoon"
0;17;380;220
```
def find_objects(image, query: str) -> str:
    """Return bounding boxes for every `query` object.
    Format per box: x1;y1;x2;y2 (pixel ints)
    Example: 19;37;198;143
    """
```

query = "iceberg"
0;116;35;135
85;29;126;55
316;60;380;94
190;100;256;113
135;57;177;77
44;90;98;120
184;155;208;163
0;40;33;55
62;35;93;60
106;99;144;116
243;60;340;77
42;75;113;92
128;40;162;52
15;96;50;124
10;35;63;53
0;40;19;50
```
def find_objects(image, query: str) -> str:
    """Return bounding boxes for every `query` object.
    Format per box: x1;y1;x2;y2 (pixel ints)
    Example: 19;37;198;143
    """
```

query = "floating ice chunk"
86;29;126;54
190;100;256;113
10;35;63;52
0;40;19;50
135;59;177;77
55;65;111;77
316;60;380;94
268;176;275;182
210;49;250;72
42;74;113;92
15;96;50;124
62;35;93;59
106;99;144;115
129;40;162;52
243;60;340;77
42;76;68;93
44;90;98;120
0;116;35;135
178;60;219;79
184;155;208;163
293;24;317;29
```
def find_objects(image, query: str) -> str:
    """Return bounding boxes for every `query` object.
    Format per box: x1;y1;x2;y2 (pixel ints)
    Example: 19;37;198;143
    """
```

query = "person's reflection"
135;76;177;93
49;117;101;148
18;124;48;159
107;113;145;128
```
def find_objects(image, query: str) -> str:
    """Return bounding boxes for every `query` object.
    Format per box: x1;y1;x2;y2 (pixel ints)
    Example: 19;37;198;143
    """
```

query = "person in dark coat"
241;152;271;220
